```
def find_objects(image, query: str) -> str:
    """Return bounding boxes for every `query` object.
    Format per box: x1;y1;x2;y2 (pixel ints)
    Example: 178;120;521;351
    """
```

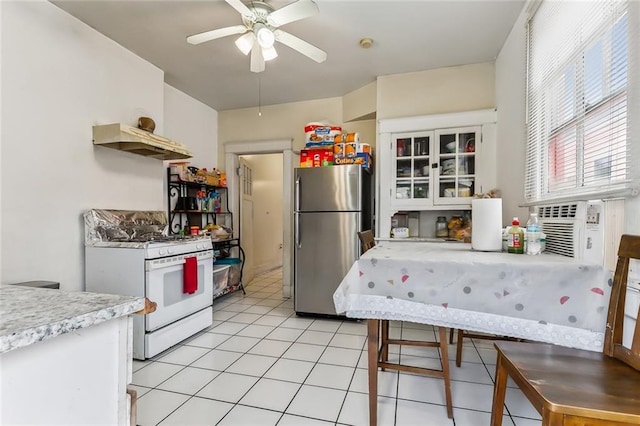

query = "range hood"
92;123;192;160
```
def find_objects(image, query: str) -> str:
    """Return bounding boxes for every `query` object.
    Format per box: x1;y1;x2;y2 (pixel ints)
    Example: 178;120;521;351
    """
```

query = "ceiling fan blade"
268;0;319;27
274;30;327;63
225;0;253;17
187;25;247;45
250;46;265;73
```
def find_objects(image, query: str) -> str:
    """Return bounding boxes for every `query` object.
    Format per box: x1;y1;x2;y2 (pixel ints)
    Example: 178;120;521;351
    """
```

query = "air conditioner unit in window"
537;200;605;265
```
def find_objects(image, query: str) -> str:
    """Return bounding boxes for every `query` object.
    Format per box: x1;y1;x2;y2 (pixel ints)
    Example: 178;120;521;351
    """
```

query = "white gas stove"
84;210;214;359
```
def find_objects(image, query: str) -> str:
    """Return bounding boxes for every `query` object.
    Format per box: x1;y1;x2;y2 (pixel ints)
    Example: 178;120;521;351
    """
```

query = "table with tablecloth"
334;241;613;351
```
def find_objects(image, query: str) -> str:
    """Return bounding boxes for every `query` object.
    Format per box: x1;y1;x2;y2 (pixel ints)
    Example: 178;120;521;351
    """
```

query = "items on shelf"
167;167;231;236
166;166;245;300
304;122;342;144
214;257;242;294
300;122;373;170
300;148;333;168
168;162;227;187
213;264;230;295
447;215;471;241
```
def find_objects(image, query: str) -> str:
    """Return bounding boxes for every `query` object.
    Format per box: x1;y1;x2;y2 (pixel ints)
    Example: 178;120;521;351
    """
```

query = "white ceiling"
51;0;525;112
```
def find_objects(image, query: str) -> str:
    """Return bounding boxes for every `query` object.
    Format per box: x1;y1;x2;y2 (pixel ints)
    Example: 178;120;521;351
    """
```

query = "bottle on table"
508;217;524;254
526;212;542;255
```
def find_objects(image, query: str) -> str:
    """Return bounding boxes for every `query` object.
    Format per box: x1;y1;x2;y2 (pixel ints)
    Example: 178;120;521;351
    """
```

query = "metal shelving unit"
167;168;245;296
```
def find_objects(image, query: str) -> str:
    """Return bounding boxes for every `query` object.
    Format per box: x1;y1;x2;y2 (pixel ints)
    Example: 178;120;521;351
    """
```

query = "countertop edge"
0;297;145;354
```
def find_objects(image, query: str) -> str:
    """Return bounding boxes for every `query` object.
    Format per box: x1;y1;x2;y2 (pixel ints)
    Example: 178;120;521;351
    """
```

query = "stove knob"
167;248;174;255
196;244;202;250
159;249;166;256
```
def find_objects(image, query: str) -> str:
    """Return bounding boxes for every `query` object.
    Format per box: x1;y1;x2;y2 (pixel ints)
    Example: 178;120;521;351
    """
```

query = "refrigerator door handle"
295;176;301;212
356;215;361;258
295;212;301;249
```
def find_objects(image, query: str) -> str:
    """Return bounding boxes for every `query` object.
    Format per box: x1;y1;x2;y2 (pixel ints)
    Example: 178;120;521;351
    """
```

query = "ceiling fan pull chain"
258;77;262;117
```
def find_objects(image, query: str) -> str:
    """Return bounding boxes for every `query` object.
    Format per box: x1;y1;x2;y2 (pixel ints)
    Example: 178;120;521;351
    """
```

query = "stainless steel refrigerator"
294;164;373;316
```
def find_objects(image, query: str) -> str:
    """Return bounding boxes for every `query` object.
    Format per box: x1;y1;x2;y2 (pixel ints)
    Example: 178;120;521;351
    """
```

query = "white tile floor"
131;268;543;426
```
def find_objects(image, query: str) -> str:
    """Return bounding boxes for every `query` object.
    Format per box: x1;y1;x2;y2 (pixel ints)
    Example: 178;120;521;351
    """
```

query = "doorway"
239;156;255;285
239;153;284;284
225;139;295;298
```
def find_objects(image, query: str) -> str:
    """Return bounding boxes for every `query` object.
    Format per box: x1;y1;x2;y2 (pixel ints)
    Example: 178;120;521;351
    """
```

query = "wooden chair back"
357;230;376;253
490;234;640;426
605;234;640;369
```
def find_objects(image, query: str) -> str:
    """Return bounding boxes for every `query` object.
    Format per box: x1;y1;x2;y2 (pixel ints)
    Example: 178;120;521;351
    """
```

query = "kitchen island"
0;284;145;425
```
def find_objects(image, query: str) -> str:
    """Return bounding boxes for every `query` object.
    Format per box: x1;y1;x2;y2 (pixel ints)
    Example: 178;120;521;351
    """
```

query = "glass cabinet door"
434;126;479;204
393;132;433;204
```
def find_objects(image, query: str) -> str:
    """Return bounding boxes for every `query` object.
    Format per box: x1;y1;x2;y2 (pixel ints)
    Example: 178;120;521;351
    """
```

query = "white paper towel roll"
471;198;503;251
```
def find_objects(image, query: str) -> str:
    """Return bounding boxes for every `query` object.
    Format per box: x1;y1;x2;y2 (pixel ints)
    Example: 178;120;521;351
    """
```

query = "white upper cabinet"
377;109;497;237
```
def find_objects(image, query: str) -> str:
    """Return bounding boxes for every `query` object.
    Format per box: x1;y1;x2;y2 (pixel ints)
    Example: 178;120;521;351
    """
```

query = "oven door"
145;249;213;332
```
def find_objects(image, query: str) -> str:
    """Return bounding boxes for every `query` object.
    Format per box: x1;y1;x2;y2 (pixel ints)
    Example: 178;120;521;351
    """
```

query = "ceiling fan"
187;0;327;73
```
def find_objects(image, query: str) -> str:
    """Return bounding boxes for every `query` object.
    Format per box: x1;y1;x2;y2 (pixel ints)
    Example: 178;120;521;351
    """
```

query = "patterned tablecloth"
334;242;613;352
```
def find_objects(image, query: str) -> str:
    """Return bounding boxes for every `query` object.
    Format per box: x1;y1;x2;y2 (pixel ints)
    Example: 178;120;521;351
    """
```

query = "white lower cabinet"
377;109;497;238
0;316;134;425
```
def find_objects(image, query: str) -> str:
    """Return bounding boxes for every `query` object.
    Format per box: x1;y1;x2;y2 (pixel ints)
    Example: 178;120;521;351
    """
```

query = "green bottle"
507;217;524;254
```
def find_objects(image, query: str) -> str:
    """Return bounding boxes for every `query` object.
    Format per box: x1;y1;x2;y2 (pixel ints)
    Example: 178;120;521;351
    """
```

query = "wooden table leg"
438;327;453;418
367;319;379;426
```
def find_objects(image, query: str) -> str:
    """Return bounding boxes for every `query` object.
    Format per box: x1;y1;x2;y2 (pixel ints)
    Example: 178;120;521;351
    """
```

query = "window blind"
525;0;639;203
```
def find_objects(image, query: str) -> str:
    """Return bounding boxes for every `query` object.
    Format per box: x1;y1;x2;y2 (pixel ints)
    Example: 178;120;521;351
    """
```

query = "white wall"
376;62;495;120
164;84;218;169
343;81;376;122
218;97;343;158
495;5;529;226
0;1;218;290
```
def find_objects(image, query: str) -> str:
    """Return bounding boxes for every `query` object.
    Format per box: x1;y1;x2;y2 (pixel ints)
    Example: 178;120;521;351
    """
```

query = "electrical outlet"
279;243;283;249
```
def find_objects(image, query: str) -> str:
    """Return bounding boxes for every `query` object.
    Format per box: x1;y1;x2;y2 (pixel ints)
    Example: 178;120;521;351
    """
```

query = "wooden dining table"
333;241;613;423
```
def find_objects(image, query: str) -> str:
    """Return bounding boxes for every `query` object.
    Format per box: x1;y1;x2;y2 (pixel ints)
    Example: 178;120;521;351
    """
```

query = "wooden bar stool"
357;231;453;425
367;319;453;425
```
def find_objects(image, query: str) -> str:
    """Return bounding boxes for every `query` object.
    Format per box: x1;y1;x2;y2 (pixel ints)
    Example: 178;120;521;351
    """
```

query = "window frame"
524;0;637;204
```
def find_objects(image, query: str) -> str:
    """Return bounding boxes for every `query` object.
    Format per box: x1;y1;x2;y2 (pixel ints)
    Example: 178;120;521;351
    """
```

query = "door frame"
224;139;295;298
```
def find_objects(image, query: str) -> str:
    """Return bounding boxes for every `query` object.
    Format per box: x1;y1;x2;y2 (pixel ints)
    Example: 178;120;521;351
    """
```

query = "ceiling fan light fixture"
235;32;255;55
254;23;275;48
262;45;278;61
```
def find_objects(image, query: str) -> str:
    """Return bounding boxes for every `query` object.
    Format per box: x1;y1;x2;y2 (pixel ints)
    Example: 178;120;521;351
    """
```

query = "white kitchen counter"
0;284;144;353
0;285;145;425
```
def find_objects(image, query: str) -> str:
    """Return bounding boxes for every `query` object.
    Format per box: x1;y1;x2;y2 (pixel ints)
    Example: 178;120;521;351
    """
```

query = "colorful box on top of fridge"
304;122;342;143
300;148;334;168
334;142;371;160
333;152;372;170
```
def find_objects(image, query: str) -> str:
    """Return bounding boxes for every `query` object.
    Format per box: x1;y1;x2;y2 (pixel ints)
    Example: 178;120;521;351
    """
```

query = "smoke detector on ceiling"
359;38;373;49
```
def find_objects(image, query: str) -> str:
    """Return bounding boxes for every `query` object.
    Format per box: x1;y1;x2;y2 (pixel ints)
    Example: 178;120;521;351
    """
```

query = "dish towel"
183;257;198;294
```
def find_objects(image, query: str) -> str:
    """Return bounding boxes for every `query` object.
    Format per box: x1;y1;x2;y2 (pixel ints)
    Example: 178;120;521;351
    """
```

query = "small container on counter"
435;216;448;238
190;226;200;236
